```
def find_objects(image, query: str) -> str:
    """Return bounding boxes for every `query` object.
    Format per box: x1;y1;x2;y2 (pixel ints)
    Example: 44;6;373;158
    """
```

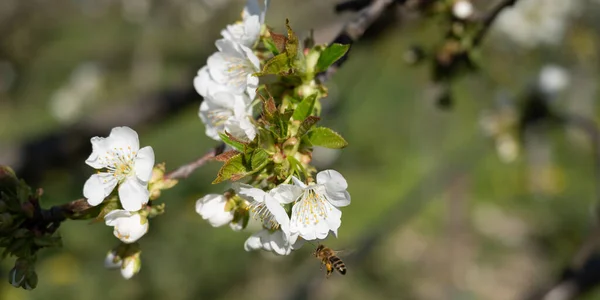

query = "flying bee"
314;244;346;278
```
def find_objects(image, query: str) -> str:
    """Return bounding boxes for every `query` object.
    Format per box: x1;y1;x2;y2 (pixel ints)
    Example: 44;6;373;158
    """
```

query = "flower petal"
195;194;233;227
244;231;265;251
107;126;140;153
118;178;149;211
104;209;132;226
85;136;109;169
326;190;351;207
264;195;290;235
317;169;348;191
134;146;155;182
324;205;342;237
193;66;211;97
269;184;303;204
236;186;267;203
269;230;292;255
291;176;308;188
83;173;117;206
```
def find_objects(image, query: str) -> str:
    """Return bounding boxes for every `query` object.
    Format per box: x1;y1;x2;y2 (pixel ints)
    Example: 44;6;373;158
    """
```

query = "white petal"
317;170;348;190
244;231;264;251
193;66;211;97
291;176;307;188
264;195;290;235
324;205;342;237
134;146;155;182
83;173;117;206
104;209;132;226
85;136;109;169
195;194;233;227
240;45;260;70
106;126;140;153
269;184;303;204
118;178;149;211
326;190;351;207
246;74;259;100
237;186;267;203
269;230;292;255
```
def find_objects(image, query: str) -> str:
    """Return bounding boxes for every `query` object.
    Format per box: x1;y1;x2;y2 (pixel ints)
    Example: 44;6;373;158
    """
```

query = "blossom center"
296;185;331;225
100;147;137;182
225;57;253;85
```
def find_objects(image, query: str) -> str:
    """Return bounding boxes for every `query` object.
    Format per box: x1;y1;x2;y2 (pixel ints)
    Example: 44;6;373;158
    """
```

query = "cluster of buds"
0;166;63;290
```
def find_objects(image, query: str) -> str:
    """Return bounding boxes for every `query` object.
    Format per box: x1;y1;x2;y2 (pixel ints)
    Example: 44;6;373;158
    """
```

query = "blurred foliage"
1;0;600;299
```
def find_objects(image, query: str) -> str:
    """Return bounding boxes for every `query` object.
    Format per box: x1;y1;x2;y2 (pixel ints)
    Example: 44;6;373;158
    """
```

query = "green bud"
23;271;38;290
121;252;141;280
9;258;29;287
0;212;13;229
272;152;285;164
0;166;19;195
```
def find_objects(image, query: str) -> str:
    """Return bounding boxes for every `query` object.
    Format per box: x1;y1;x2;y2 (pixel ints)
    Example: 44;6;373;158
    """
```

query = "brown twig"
472;0;519;47
317;0;399;83
164;143;224;180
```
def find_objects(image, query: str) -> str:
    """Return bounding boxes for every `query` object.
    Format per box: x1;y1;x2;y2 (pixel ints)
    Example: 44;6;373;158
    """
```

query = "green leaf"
261;95;277;121
255;53;291;76
307;127;348;149
267;30;287;54
297;116;320;137
213;153;247;184
212;149;271;184
250;149;270;171
285;19;298;61
275;110;294;138
218;132;248;152
316;43;350;73
292;94;317;121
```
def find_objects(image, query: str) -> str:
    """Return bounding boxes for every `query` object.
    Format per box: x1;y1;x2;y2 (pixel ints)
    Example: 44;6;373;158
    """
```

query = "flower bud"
120;253;141;280
0;212;13;230
272;152;285;164
23;271;38;290
9;258;29;287
0;165;19;194
104;250;123;269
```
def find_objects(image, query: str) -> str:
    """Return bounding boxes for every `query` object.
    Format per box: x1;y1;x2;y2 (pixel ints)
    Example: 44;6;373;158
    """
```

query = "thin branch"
472;0;518;47
164;144;224;180
317;0;399;83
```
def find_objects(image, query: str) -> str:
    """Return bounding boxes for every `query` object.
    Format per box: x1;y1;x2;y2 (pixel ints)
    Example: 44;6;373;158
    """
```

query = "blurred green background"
1;0;600;299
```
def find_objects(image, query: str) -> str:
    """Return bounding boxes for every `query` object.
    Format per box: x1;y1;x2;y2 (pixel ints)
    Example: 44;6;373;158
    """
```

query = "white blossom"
83;126;155;212
452;0;474;20
493;0;580;48
198;91;256;141
276;170;351;241
195;194;234;227
538;65;570;94
221;15;261;48
104;210;149;243
206;39;260;98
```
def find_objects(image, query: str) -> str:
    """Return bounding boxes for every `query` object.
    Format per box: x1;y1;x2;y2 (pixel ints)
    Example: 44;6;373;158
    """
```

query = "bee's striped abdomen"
329;256;346;275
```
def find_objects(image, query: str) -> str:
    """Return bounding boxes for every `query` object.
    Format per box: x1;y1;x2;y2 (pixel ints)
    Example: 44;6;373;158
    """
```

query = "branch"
472;0;518;47
316;0;400;83
164;143;224;180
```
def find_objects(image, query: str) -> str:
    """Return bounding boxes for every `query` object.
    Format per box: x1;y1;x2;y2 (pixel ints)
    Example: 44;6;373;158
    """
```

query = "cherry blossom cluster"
192;0;353;256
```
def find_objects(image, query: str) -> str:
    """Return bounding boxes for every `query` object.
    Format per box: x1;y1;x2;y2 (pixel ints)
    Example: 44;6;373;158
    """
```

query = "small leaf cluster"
0;166;62;290
214;21;349;192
